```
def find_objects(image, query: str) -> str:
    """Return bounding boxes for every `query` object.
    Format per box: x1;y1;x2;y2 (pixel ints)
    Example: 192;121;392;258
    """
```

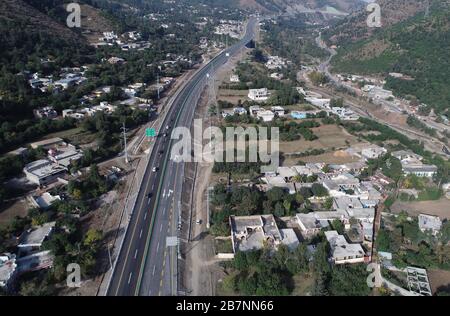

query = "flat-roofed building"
325;231;365;264
248;88;269;102
418;214;442;236
23;159;67;186
18;222;56;256
0;253;17;291
230;215;299;253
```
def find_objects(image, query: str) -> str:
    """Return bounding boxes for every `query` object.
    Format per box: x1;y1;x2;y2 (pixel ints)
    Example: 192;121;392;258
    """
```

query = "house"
230;215;299;252
33;106;58;119
305;97;330;109
30;137;65;150
16;250;54;274
0;254;17;291
256;110;275;122
403;164;437;178
18;222;56;256
230;74;240;83
276;166;298;181
29;192;61;209
418;214;442;236
392;150;423;164
296;213;330;237
62;109;85;120
325;231;365;264
249;105;261;117
23;159;67;186
233;107;247;115
221;109;234;118
47;143;83;168
248;88;270;102
271;106;285;117
265;56;286;70
270;73;283;80
361;145;387;160
108;57;125;65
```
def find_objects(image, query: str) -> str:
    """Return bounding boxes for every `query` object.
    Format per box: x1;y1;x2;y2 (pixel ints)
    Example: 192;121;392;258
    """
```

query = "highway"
106;17;257;296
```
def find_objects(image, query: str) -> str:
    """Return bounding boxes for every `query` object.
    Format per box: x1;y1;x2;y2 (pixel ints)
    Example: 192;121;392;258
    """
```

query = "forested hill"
326;0;450;115
0;0;97;73
233;0;364;14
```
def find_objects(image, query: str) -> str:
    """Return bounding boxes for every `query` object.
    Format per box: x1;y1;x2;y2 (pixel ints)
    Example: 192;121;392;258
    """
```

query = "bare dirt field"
279;124;363;153
0;198;29;227
283;150;362;166
428;269;450;295
390;198;450;219
279;124;368;166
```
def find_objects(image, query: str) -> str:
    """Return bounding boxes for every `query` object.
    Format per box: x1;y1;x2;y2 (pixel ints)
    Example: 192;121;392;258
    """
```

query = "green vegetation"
377;213;450;270
406;115;436;137
344;117;449;184
308;71;329;86
331;8;450;114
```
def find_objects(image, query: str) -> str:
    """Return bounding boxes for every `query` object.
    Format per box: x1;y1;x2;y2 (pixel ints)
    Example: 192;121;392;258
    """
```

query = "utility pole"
424;0;430;18
121;122;129;164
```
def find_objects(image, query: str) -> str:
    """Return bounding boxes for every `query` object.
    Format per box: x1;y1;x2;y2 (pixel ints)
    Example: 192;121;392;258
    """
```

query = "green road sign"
145;128;156;138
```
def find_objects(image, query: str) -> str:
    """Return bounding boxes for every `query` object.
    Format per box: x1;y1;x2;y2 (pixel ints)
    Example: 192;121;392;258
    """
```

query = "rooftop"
18;222;56;248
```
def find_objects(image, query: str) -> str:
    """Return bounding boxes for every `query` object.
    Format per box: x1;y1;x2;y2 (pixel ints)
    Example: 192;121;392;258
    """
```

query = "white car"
152;167;158;172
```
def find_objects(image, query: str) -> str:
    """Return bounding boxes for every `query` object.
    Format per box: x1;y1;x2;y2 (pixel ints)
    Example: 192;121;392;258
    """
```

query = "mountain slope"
328;0;450;114
238;0;364;13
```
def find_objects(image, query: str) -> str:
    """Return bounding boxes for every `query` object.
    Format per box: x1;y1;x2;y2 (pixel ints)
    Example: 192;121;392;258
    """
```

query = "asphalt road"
106;17;257;296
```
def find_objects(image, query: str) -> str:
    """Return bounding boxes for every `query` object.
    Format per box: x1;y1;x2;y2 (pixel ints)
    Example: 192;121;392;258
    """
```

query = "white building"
18;222;56;255
256;110;275;122
361;145;387;160
271;106;285;117
230;215;298;252
325;231;366;264
23;159;67;186
305;97;330;109
230;74;240;83
0;254;17;291
248;88;270;102
418;214;442;236
403;164;437;178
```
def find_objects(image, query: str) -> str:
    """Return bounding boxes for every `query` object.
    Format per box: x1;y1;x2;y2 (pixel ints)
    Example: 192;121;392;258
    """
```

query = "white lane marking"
152;266;156;276
134;249;138;259
147;198;151;205
157;241;160;252
139;229;143;239
144;212;147;220
152;183;155;190
160;224;163;232
128;273;133;284
163;189;166;198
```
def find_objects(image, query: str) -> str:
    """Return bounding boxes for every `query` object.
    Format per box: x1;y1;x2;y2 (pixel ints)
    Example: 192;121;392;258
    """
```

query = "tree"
328;264;371;296
324;197;333;210
233;251;248;271
331;220;345;235
83;229;102;248
376;229;391;252
311;183;328;197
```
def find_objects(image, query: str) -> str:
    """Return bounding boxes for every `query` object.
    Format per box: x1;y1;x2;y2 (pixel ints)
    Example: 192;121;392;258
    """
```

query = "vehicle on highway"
196;219;202;225
152;167;158;172
147;192;153;198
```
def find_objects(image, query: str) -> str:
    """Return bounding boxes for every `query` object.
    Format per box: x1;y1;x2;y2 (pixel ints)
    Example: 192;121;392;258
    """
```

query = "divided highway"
106;17;257;296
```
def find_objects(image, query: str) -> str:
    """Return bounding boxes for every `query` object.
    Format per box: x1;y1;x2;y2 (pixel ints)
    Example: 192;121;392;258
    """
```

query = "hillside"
323;0;434;45
328;0;450;114
238;0;364;14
